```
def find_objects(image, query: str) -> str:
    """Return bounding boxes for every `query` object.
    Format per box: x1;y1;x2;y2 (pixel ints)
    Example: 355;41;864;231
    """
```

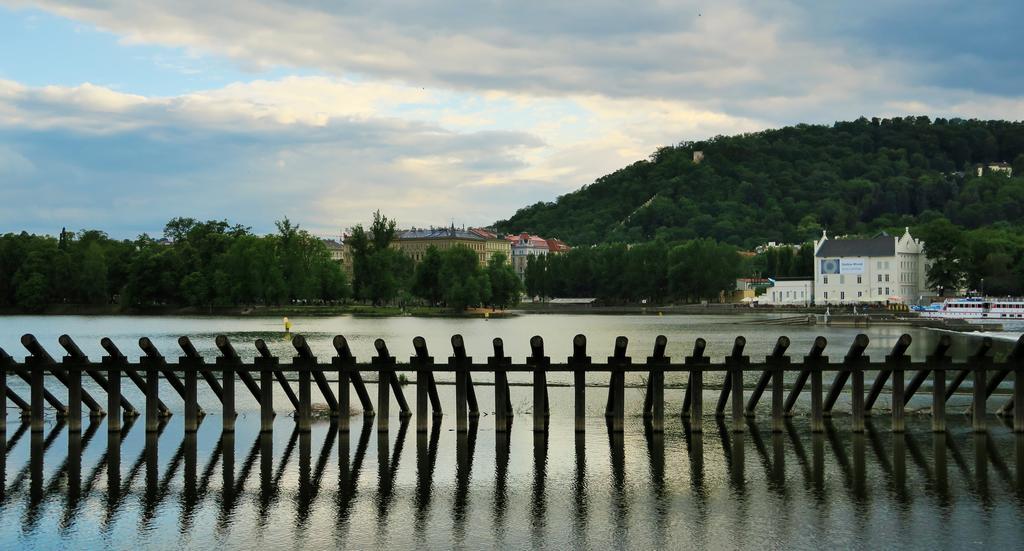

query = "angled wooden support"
216;336;258;406
101;337;170;417
904;335;952;405
1013;343;1024;433
0;347;31;422
489;338;513;433
824;333;869;418
723;337;748;432
865;334;912;414
450;334;473;433
684;338;708;433
568;334;590;433
373;338;410;431
139;353;162;433
23;334;104;420
60;334;134;417
606;336;630;433
12;357;65;427
331;336;373;416
291;335;317;432
746;336;789;418
645;335;669;433
786;336;827;417
333;336;373;428
528;335;551;433
411;336;435;433
139;337;190;412
988;336;1024;421
946;337;992;402
256;339;299;412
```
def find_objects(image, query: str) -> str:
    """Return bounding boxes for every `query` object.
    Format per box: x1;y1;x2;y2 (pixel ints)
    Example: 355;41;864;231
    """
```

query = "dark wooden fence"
1;332;1022;438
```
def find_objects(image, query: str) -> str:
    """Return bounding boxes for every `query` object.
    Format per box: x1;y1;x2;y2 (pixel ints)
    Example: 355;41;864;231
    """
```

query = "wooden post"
100;342;125;432
373;339;395;433
250;346;277;433
29;355;44;433
771;359;786;434
451;334;471;433
932;366;947;433
0;348;9;433
972;350;992;434
788;337;827;417
847;334;870;433
729;337;748;433
608;337;629;433
219;354;236;433
332;336;359;428
142;354;160;432
647;336;668;433
687;339;708;433
568;334;590;433
1015;354;1024;433
809;342;827;433
177;336;202;433
412;337;434;433
66;354;83;432
490;338;512;433
292;335;316;432
529;336;550;433
945;337;992;402
23;334;103;417
884;336;912;433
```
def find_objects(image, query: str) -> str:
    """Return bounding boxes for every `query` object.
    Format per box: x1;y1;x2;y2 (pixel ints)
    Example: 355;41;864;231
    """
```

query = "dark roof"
815;236;894;257
398;228;484;241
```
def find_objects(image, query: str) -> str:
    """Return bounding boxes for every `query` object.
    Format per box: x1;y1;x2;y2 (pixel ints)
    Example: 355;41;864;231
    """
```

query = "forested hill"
494;117;1024;248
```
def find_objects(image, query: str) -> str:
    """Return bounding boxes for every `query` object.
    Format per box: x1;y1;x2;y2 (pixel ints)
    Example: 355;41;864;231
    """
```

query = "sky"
1;1;1022;239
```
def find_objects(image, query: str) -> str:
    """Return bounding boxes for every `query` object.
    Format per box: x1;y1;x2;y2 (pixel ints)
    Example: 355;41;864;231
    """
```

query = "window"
885;287;890;295
841;291;845;300
823;276;828;284
857;275;862;284
885;274;890;282
858;291;862;297
824;292;829;300
878;287;883;295
877;274;882;282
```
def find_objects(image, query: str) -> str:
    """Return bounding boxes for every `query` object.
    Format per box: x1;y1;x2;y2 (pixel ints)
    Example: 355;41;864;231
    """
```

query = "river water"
0;314;1022;549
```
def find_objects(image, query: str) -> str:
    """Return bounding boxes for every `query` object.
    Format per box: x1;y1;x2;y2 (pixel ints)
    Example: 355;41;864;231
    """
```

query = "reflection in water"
0;412;1024;548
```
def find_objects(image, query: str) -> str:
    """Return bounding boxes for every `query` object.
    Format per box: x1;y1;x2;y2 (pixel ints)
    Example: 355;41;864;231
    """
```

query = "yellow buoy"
283;316;293;333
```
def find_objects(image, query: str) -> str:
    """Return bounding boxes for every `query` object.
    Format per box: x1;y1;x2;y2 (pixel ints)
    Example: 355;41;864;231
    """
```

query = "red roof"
545;238;570;252
470;227;498;239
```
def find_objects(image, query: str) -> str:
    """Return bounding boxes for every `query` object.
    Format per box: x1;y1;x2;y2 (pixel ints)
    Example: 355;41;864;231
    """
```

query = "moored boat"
912;297;1024;322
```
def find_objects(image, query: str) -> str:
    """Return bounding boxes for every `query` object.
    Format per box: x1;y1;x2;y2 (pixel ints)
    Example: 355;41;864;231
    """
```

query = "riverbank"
0;303;517;318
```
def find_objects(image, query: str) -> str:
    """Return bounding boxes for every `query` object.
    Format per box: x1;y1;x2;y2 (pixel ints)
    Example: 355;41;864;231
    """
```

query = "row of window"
822;273;899;285
822;288;891;300
947;303;1024;309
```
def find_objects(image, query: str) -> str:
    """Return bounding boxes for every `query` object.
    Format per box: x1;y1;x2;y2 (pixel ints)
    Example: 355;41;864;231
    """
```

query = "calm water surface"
0;314;1022;549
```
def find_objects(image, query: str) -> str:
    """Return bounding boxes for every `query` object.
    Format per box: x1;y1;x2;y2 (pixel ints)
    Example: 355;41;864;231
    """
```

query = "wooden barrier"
3;333;1022;439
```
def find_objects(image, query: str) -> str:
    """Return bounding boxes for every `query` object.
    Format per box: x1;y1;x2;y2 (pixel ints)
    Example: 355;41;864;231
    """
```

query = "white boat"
913;297;1024;321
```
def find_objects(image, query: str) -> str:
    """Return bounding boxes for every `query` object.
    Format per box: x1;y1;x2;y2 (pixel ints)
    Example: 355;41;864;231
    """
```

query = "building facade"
760;278;813;306
508;233;549;279
393;226;510;266
813;228;931;305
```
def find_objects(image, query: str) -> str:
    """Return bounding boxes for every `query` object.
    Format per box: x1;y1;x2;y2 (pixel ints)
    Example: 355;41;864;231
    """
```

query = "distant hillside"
495;117;1024;248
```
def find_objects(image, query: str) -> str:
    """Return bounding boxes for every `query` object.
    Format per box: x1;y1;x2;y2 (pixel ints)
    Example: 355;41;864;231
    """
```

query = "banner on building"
820;258;865;274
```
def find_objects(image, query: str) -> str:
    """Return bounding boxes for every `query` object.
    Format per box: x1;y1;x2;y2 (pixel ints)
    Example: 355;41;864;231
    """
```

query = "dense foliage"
523;239;741;303
496;117;1024;248
0;218;349;312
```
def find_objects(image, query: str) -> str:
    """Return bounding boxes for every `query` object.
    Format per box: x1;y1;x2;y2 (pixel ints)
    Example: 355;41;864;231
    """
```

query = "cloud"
6;0;1019;116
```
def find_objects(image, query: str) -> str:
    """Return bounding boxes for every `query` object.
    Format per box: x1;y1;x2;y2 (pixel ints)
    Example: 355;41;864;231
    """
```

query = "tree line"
0;218;349;311
523;238;743;303
0;212;523;312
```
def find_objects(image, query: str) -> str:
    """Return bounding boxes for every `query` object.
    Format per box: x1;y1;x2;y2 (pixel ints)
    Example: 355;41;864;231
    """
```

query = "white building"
814;228;931;305
760;278;814;306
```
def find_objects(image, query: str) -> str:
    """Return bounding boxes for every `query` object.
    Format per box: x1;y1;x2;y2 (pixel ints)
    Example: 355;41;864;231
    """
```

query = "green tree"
486;252;522;308
914;218;966;295
412;246;444;305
